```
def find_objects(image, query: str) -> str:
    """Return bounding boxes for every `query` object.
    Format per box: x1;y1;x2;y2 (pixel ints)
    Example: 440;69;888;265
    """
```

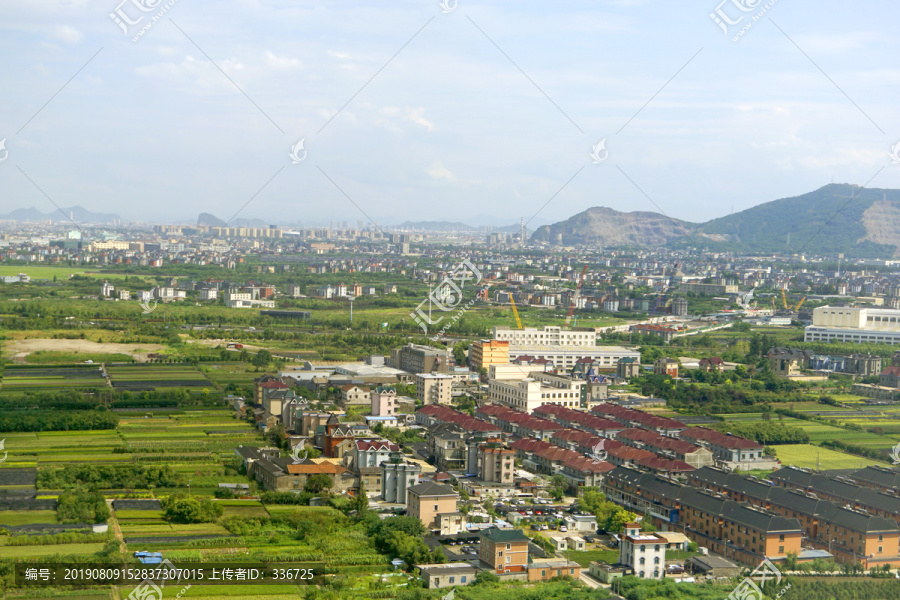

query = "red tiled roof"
679;426;762;450
355;439;400;452
259;381;289;389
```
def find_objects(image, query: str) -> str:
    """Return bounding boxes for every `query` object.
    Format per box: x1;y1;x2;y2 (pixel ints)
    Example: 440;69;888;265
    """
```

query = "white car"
559;526;568;532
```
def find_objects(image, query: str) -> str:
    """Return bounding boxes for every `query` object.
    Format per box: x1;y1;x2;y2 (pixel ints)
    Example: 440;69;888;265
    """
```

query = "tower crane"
509;294;524;330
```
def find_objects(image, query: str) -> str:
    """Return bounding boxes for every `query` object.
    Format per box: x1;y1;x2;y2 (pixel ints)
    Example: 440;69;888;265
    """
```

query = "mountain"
198;213;227;227
0;205;120;224
531;184;900;258
530;206;696;247
196;213;269;228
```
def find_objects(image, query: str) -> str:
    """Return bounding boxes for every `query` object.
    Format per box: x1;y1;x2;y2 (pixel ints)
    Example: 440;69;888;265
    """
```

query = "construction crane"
509;293;524;330
780;289;789;310
565;264;589;329
770;296;776;311
794;297;806;311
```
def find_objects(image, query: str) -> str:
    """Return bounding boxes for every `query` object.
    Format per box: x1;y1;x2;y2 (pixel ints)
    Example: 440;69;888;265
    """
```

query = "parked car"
559;526;568;532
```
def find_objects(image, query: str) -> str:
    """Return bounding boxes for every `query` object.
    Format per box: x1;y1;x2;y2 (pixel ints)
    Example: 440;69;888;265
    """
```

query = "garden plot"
0;364;107;394
106;364;211;391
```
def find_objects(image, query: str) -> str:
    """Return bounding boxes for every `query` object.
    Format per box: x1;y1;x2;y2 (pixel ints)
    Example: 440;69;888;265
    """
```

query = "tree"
550;474;567;500
251;349;272;368
473;570;499;586
350;481;369;516
161;494;223;524
304;473;334;494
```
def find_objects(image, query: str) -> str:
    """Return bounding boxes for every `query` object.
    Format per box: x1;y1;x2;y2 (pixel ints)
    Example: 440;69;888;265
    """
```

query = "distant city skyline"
1;1;899;227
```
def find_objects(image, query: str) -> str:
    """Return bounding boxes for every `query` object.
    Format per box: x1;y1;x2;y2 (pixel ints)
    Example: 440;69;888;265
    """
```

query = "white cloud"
405;107;434;132
428;160;454;180
51;25;82;44
265;51;301;70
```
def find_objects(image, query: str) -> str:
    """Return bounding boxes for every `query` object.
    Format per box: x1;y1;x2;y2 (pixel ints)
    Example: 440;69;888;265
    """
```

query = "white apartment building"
415;373;453;405
804;306;900;344
493;325;596;347
619;522;666;580
225;292;275;308
488;370;583;413
507;345;641;371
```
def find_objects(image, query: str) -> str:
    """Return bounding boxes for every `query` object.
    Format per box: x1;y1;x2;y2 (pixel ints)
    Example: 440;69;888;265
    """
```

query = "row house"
678;427;776;470
616;428;714;469
689;466;900;568
475;404;562;441
590;404;686;436
768;466;900;524
604;466;802;567
533;404;624;437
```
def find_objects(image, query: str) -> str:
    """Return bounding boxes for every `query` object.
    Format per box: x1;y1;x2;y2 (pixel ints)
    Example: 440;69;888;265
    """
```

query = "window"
541;570;546;577
506;544;511;550
461;576;467;583
506;556;510;564
879;546;883;553
779;534;785;542
654;557;660;564
639;557;645;565
434;505;439;511
498;552;503;557
779;546;784;553
449;577;455;584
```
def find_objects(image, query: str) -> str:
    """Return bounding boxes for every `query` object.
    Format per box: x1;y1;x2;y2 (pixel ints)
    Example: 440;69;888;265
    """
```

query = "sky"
1;0;899;229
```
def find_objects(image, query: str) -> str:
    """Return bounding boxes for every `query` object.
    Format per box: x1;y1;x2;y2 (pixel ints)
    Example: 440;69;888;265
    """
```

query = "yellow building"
469;339;510;371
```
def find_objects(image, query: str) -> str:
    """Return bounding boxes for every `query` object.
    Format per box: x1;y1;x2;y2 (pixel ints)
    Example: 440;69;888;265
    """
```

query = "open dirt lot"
5;339;166;361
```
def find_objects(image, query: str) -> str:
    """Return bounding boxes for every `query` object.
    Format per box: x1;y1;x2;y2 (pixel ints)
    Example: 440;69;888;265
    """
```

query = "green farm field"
771;444;890;469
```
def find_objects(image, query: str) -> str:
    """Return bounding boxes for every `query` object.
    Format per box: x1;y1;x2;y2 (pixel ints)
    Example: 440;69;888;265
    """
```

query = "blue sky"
1;0;899;228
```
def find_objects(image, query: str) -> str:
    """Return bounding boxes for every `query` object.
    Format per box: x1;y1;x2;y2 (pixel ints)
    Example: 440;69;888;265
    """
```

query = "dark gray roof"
849;466;900;490
720;502;800;534
408;482;457;497
480;528;530;543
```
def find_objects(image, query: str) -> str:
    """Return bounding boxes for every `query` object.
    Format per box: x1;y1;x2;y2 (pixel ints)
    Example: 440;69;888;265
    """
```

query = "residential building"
478;528;530;574
479;445;515;484
679;281;739;295
688;466;900;568
653;358;679;378
678;427;777;470
617;357;642;379
767;348;814;377
488;370;583;413
492;325;597;347
381;460;422;504
225;291;275;308
698;357;725;372
352;439;399;468
390;343;451;374
619;522;667;579
407;482;460;532
527;558;582;582
506;345;640;371
417;562;477;589
358;466;382;497
339;384;370;407
604;466;807;567
416;373;453;405
371;386;396;417
469;339;510;371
